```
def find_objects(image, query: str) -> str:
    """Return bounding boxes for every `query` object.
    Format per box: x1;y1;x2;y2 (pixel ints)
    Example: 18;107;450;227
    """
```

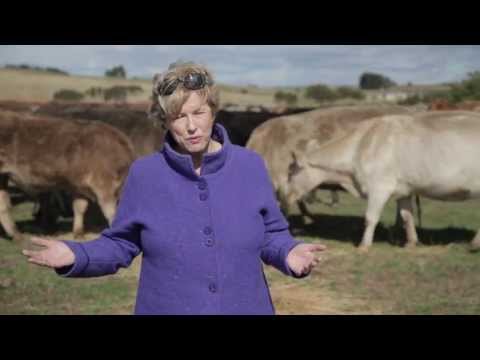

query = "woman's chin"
184;143;207;154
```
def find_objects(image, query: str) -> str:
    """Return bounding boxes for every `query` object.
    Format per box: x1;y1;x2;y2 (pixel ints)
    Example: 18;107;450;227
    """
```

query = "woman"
22;61;326;315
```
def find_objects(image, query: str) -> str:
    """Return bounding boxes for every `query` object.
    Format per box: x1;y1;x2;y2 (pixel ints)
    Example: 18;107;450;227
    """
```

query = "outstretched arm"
255;155;326;277
22;163;142;278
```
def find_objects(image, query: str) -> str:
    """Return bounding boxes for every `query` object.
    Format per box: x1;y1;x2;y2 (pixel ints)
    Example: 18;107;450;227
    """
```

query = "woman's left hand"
286;243;327;277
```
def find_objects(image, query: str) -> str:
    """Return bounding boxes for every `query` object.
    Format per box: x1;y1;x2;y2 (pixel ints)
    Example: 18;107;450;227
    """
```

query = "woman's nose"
186;116;196;132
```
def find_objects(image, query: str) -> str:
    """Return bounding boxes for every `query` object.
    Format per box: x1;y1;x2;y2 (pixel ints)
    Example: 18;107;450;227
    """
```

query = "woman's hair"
149;61;220;127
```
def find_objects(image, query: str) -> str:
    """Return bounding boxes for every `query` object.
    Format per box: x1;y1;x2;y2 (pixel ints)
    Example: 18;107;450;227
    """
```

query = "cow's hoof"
404;242;417;249
357;245;370;253
469;243;480;253
302;217;314;225
73;232;85;241
13;232;27;244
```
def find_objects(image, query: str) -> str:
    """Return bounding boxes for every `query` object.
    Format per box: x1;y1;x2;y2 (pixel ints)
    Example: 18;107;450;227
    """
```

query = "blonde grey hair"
148;61;220;127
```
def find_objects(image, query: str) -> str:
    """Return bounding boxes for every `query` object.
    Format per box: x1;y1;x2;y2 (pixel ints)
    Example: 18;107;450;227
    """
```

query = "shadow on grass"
1;202;108;239
288;214;476;247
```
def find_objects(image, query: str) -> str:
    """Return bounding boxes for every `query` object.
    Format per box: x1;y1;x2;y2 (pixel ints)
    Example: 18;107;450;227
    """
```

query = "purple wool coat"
57;123;305;315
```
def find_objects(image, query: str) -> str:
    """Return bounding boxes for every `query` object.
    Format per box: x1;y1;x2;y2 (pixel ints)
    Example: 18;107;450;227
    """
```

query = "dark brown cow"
0;110;135;241
30;102;165;157
0;101;314;148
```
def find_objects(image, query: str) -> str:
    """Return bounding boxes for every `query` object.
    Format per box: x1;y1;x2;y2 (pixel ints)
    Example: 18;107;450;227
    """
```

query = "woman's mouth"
187;136;202;144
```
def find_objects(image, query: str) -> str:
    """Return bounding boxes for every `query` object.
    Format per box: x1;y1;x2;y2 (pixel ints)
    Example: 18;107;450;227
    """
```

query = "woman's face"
165;91;215;156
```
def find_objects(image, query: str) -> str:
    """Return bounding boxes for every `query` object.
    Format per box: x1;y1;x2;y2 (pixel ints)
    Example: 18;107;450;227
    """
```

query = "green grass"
0;239;140;315
2;191;480;314
0;202;140;315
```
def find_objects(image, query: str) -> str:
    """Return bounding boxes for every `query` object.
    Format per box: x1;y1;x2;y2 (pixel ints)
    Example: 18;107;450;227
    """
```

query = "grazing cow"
0;110;135;241
0;102;166;229
0;101;314;231
286;111;480;251
30;102;166;157
246;105;413;219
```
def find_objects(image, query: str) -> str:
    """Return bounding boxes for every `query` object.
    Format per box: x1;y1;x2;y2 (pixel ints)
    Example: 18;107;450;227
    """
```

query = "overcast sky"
1;45;479;87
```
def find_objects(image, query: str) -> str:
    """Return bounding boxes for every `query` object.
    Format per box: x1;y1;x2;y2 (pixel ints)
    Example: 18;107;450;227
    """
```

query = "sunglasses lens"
158;80;178;96
184;73;205;90
158;73;209;95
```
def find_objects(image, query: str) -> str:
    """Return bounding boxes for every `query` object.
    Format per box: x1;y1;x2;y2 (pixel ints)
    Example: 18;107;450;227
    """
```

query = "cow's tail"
415;194;422;229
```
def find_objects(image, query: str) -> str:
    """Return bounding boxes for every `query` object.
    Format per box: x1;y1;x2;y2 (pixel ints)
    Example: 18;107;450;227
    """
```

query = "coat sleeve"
255;155;306;278
55;162;142;278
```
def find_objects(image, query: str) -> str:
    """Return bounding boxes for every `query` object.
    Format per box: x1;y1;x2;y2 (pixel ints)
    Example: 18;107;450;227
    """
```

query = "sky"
1;45;479;87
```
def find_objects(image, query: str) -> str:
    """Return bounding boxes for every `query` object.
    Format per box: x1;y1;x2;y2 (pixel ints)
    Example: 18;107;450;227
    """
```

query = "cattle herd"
1;99;480;252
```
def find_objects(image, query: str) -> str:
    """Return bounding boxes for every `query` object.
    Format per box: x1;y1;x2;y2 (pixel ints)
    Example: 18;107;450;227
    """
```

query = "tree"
85;87;104;98
105;65;127;78
305;84;338;102
53;89;84;102
104;86;128;103
336;86;365;100
359;72;396;90
274;91;298;106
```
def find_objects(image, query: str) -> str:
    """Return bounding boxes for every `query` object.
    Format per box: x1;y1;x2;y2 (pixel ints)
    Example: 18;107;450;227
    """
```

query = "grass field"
0;67;477;315
1;193;479;315
0;68;367;108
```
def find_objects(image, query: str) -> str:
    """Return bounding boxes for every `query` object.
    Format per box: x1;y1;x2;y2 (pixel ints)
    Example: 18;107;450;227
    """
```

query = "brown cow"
0;110;135;242
0;101;314;232
0;101;166;228
428;99;480;112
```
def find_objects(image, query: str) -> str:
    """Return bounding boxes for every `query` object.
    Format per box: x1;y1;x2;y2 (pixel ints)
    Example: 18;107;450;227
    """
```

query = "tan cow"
286;111;480;251
0;110;135;242
246;105;413;217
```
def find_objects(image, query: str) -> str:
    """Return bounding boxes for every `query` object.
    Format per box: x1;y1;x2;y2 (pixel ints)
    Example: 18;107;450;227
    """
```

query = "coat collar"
161;122;231;179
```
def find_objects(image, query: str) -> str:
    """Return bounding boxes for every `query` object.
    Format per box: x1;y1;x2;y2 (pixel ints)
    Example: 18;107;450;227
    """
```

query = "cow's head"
284;140;329;208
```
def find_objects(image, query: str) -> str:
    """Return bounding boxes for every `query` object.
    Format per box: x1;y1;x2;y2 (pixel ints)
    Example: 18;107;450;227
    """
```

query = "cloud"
1;45;479;86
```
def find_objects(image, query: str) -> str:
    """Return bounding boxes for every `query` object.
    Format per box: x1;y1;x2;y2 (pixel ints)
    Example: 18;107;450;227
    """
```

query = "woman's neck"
192;139;222;175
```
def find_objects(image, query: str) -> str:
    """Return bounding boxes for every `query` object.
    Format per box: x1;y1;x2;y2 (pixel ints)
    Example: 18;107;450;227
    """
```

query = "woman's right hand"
22;236;75;269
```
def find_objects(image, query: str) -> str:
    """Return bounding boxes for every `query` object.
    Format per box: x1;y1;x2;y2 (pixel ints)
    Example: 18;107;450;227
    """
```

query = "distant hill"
0;68;453;108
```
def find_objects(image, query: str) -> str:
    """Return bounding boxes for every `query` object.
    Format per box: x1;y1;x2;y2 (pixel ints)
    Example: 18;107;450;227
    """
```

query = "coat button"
198;180;207;190
199;193;208;201
205;238;215;247
209;283;217;293
203;226;212;235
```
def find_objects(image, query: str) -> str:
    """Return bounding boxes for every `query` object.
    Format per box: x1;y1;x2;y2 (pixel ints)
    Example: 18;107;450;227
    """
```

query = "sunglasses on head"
157;72;212;96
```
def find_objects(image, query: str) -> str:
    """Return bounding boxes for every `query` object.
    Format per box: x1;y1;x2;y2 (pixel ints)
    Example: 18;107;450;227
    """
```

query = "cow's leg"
340;182;362;199
0;189;23;242
397;196;419;248
298;200;314;225
72;197;89;239
97;195;117;226
470;229;480;252
330;191;339;206
311;190;339;207
358;188;392;252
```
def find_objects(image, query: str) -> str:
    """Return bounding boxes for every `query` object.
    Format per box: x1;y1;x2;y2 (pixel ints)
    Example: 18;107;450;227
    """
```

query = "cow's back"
0;110;135;198
247;105;412;191
351;111;480;199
